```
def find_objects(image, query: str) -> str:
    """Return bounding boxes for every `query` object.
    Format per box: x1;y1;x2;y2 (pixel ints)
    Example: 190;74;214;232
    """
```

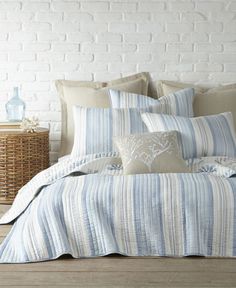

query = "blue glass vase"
5;87;25;122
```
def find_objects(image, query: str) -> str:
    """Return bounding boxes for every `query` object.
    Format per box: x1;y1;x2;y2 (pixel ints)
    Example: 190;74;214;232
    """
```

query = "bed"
0;74;236;263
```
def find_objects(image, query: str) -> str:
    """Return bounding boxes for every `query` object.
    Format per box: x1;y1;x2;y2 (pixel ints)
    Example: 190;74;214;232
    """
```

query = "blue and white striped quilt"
0;153;236;263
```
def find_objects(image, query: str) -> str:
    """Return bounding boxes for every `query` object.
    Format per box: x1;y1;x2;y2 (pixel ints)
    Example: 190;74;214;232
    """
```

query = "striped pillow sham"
109;88;195;117
71;106;148;157
141;112;236;159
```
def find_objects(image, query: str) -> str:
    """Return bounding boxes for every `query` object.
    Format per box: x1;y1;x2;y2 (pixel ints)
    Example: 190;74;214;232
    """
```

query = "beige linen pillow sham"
156;80;236;130
114;131;189;175
156;80;207;98
56;72;150;156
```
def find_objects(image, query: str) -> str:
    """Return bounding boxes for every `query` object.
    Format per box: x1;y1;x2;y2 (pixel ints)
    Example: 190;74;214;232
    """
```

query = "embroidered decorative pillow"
109;88;195;117
114;131;189;175
71;106;148;157
142;112;236;159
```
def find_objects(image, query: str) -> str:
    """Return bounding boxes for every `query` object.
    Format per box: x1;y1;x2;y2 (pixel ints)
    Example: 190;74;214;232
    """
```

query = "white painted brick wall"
0;0;235;163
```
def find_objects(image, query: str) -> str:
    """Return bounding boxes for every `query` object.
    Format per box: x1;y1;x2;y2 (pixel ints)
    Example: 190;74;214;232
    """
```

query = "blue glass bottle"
5;87;25;122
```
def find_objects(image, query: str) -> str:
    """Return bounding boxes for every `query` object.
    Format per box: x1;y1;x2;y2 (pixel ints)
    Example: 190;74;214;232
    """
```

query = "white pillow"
142;112;236;159
71;106;148;157
109;88;195;117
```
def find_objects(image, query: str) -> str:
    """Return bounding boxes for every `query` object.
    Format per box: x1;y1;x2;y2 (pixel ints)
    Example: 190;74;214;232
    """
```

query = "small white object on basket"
20;117;39;133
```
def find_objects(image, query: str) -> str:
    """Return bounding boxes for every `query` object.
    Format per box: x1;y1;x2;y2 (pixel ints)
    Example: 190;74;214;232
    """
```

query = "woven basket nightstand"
0;128;49;204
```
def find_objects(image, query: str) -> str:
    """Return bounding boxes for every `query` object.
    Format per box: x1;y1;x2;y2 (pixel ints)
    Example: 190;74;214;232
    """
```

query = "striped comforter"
0;153;236;263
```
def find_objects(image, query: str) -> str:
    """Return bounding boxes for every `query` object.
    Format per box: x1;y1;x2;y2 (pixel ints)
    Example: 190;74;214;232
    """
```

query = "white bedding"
0;154;236;263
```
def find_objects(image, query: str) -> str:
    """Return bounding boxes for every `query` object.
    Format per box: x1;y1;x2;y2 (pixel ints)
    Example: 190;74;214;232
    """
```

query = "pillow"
156;80;207;98
194;85;236;127
109;88;195;117
157;80;236;131
71;106;148;158
114;131;189;175
142;112;236;159
55;72;150;156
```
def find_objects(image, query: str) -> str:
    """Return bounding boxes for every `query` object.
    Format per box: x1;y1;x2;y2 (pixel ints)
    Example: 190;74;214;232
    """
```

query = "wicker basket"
0;128;49;204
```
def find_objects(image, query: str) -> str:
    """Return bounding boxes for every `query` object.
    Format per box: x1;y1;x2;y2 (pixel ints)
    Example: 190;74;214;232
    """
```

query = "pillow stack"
56;72;149;156
157;80;236;131
71;87;195;159
56;73;236;175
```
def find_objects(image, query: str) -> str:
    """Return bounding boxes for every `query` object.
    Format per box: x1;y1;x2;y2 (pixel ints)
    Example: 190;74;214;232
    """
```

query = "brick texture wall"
0;0;235;162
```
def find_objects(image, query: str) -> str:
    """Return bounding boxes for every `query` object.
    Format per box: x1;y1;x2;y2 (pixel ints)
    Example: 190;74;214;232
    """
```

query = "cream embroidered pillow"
114;131;189;175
